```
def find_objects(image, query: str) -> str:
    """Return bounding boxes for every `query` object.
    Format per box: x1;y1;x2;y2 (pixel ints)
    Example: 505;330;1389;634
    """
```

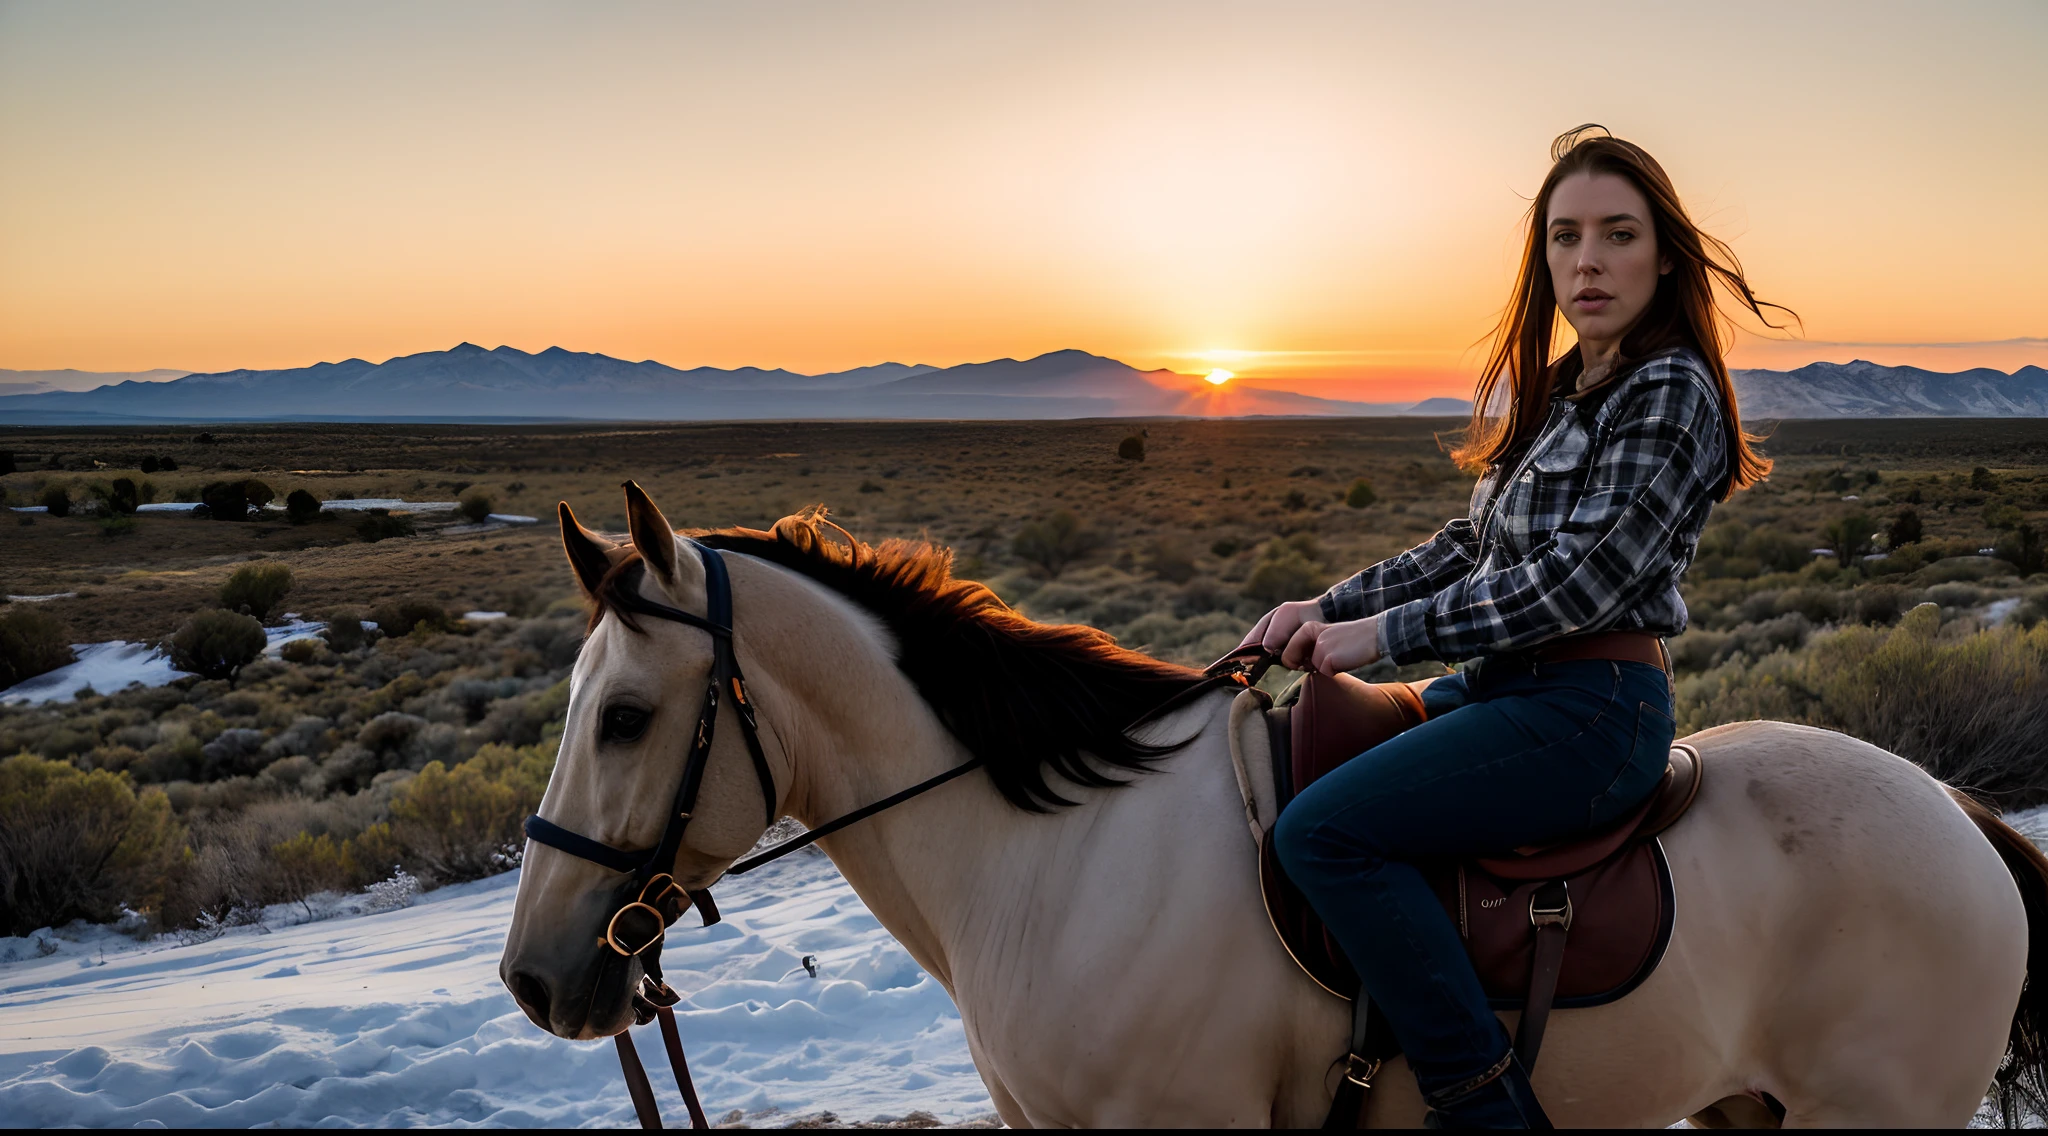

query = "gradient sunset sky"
1;1;2042;400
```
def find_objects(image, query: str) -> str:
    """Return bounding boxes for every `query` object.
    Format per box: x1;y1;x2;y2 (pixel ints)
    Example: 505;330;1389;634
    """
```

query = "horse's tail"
1949;788;2048;1126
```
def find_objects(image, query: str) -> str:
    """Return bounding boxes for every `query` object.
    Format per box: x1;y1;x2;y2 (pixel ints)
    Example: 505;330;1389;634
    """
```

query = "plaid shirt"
1319;348;1729;665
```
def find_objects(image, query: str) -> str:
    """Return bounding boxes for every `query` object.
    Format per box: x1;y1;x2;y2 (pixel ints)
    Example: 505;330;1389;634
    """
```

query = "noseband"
521;540;1271;1129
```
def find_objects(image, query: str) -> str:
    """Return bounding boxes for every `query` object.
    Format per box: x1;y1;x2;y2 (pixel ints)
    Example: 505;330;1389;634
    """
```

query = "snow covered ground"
0;620;326;706
0;848;994;1128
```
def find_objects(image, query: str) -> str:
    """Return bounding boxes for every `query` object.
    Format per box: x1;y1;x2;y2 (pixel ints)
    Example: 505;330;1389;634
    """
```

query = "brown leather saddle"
1255;669;1703;1078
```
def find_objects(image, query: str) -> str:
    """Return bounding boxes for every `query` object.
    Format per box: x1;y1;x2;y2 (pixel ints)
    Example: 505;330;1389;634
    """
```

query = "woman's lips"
1573;290;1612;313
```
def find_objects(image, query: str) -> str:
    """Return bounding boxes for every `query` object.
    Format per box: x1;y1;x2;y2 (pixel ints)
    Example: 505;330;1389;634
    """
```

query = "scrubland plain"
9;416;2048;939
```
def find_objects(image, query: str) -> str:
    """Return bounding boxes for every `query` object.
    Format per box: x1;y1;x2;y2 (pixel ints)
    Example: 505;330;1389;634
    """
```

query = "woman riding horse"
1241;125;1791;1128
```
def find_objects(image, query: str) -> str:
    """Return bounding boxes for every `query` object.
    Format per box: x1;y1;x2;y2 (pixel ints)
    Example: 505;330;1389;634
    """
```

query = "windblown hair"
592;510;1210;811
1453;124;1793;499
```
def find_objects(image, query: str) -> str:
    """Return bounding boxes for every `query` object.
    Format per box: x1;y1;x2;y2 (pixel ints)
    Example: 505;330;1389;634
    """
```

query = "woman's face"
1545;171;1671;354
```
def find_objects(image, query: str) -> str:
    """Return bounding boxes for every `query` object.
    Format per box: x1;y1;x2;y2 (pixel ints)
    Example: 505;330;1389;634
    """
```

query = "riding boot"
1421;1050;1552;1129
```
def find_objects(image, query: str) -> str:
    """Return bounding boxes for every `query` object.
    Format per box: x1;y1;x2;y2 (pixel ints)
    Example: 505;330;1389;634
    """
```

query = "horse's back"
1585;719;2028;1125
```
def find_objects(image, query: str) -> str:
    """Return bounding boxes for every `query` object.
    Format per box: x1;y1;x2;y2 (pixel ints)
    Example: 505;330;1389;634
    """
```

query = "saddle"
1226;668;1702;1094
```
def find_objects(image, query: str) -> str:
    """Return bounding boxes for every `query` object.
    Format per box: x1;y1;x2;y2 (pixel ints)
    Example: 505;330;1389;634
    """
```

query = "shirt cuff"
1319;574;1366;623
1377;598;1439;665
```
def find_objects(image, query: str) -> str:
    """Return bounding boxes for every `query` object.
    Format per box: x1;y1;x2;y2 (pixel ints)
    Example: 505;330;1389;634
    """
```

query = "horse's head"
500;482;790;1039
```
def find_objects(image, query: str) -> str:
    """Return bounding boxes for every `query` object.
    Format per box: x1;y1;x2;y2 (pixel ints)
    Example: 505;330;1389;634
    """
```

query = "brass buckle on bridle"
1343;1052;1381;1090
602;874;690;956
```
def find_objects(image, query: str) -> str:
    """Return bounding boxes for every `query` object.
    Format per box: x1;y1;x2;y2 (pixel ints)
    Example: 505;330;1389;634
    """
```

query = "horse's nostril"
512;971;552;1025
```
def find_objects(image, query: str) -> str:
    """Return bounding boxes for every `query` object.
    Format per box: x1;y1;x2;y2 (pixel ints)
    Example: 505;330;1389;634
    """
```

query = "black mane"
591;511;1209;810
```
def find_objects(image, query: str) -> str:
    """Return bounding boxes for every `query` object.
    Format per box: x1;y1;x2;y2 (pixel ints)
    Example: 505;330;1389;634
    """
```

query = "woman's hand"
1281;615;1382;676
1239;599;1325;656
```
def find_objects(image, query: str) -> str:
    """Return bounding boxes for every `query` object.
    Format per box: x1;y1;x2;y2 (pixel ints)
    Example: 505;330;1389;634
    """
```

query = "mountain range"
1732;360;2048;418
0;345;1446;423
1;346;2044;424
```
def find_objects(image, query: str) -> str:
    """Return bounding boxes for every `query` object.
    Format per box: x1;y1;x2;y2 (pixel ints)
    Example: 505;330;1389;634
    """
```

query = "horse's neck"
786;686;1033;985
744;557;1242;1006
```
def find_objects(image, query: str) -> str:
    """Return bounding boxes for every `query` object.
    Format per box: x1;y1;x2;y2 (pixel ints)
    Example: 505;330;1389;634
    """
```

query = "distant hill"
0;344;1431;423
0;367;191;397
6;348;2041;424
1733;360;2048;418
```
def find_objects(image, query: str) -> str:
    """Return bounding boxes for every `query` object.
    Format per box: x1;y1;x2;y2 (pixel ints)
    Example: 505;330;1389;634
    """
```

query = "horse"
501;485;2048;1128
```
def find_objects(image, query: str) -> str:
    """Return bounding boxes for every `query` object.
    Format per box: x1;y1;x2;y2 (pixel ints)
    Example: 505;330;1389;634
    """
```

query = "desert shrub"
1887;508;1924;549
98;515;137;538
1851;584;1911;626
1243;534;1328;605
1926;582;1990;609
1973;466;1999;490
385;742;552;883
1281;489;1309;511
199;727;270;779
355;509;416;543
220;561;294;620
1802;610;2048;804
1012;511;1097;578
39;484;71;517
1145;538;1197;584
1344;479;1378;509
285;489;320;523
242;479;274;509
372;599;454;637
0;753;185;935
458;488;494;524
1822;512;1877;567
261;716;333;762
167;609;267;687
269;832;353;913
158;455;178;471
140;455;159;474
1678;607;2048;807
0;606;77;689
1117;434;1146;462
1997;524;2048;576
279;638;321;664
199;480;249;521
1741;526;1810;574
0;451;13;474
107;477;140;515
476;679;571;748
324;615;367;652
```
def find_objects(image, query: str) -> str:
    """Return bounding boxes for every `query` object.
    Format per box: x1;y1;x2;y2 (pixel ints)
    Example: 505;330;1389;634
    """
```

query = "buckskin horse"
500;484;2048;1128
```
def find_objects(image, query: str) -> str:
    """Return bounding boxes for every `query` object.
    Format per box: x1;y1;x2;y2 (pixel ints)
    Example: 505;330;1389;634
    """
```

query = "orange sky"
1;1;2043;401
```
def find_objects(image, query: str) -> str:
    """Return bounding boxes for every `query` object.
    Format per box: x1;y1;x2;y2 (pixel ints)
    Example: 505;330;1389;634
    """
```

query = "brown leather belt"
1516;631;1670;674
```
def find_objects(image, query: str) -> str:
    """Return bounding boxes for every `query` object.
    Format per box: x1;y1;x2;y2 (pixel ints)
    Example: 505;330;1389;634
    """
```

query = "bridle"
521;538;1274;1129
520;539;984;1129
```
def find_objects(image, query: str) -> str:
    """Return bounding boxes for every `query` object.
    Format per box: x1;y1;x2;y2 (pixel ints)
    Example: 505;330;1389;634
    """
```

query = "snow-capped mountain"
1733;360;2048;418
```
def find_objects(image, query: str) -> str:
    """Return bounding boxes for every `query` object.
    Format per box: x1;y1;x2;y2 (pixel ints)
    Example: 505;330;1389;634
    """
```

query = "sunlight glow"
1204;368;1235;386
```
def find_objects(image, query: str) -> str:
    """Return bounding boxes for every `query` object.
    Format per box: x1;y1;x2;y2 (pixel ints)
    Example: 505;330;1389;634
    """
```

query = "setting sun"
1204;369;1235;386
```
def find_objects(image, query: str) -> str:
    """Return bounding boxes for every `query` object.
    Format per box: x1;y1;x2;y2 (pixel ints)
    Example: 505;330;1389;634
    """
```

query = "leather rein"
521;540;1267;1129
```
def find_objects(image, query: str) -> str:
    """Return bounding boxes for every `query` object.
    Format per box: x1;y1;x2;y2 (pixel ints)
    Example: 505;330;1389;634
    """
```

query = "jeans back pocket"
1588;699;1676;827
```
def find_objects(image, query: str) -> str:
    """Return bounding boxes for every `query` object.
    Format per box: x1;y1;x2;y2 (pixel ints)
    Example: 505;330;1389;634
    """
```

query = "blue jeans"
1271;658;1674;1099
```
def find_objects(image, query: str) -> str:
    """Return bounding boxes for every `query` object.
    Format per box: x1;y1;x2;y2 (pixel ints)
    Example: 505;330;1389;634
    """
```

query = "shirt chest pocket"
1499;416;1594;553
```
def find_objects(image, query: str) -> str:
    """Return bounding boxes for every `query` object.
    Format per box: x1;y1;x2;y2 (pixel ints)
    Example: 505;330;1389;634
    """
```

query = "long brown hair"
1451;125;1792;497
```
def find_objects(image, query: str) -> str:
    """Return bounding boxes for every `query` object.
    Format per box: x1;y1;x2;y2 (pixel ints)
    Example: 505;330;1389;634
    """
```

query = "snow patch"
0;854;993;1127
1;620;327;704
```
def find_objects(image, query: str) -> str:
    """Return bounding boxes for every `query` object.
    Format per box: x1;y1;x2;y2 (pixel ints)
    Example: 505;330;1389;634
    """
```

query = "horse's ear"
622;480;679;587
559;502;617;597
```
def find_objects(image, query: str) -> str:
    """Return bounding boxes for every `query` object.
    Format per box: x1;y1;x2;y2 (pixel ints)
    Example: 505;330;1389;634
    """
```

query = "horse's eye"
601;705;652;744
